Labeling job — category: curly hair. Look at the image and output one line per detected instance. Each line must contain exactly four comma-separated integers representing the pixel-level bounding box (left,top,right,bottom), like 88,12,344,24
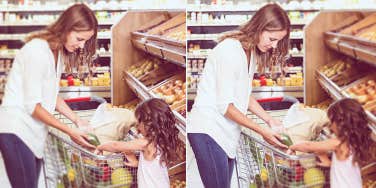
327,98,375,165
134,98,184,166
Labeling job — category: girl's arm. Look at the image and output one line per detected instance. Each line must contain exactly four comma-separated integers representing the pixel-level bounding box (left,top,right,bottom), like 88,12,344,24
97,138,149,153
55,96,90,129
248,95,282,127
225,104,287,148
289,138,340,153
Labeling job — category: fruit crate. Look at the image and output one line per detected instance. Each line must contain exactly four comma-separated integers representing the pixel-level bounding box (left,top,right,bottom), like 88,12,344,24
236,110,330,188
44,109,137,188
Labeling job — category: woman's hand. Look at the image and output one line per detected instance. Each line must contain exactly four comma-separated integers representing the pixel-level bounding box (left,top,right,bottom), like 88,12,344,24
68,128,95,149
75,118,93,133
267,118,285,133
260,127,288,149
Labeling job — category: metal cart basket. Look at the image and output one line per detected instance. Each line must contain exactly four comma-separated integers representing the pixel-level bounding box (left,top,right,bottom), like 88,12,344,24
43,100,138,188
236,99,330,188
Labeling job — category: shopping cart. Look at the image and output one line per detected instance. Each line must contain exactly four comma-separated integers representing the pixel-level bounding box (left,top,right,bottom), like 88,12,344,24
43,97,138,188
236,97,330,188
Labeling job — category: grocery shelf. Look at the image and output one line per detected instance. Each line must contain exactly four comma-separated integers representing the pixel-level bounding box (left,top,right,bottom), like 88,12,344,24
0,54,16,59
187,20,308,27
0,20,116,27
124,71,153,100
97,35,111,40
253,86,303,92
132,38,186,68
324,32,376,68
59,86,110,92
187,89,304,100
0,6,128,12
97,51,112,58
187,34,303,41
58,91,110,99
186,6,320,12
188,86,304,94
0,34,26,41
290,53,304,58
187,54,208,59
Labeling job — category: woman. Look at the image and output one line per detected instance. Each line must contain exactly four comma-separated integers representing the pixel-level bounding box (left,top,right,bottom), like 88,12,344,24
0,4,97,187
188,4,290,187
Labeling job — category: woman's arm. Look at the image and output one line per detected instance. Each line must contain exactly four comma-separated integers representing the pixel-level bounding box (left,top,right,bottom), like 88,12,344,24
32,103,95,149
248,95,282,127
289,138,340,153
97,138,149,153
55,96,90,128
225,104,287,148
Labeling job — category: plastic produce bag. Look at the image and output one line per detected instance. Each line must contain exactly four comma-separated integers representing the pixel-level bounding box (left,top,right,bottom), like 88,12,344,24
90,103,137,144
283,104,329,144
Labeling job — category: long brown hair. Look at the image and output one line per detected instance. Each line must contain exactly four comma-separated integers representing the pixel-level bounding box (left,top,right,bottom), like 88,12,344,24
327,98,375,165
134,98,184,166
219,3,290,73
25,3,98,73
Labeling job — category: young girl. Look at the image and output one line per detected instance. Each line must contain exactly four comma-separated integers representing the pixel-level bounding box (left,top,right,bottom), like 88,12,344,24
289,98,375,188
97,98,184,188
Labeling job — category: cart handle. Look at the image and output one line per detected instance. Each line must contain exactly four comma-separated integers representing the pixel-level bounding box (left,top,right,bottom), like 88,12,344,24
64,96,107,104
256,96,299,104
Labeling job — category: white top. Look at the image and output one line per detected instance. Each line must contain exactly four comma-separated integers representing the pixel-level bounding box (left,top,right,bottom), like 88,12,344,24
330,152,362,188
0,38,63,158
137,151,170,188
188,38,256,158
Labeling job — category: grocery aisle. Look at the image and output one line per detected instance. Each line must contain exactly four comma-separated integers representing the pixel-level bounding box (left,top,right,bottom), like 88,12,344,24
0,0,186,188
187,0,376,187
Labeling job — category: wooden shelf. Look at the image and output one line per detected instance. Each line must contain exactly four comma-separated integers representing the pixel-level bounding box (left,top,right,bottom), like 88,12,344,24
315,70,344,100
132,38,186,68
124,71,153,100
324,31,376,68
316,70,376,134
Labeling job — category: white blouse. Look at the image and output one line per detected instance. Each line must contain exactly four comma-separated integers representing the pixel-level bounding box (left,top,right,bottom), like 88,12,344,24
0,38,63,158
188,38,256,158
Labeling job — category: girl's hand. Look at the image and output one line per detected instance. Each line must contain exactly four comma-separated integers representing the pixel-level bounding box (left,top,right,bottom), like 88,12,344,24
317,153,331,167
68,128,95,149
261,127,288,149
124,153,138,167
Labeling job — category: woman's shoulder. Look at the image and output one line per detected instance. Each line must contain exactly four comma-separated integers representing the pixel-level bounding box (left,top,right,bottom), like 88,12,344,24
215,38,242,50
23,38,49,51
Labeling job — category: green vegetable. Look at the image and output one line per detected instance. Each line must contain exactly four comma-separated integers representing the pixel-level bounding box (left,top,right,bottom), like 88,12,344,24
87,133,101,146
280,133,293,147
